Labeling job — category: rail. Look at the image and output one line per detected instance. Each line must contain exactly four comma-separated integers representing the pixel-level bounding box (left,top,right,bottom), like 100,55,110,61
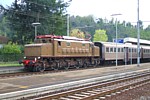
32,71,150,100
0,69,149,100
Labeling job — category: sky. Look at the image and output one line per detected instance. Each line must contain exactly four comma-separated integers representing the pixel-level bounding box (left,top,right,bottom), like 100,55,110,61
1,0,150,27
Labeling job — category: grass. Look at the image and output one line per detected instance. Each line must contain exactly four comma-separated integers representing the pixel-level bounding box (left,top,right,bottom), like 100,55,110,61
0,61,23,67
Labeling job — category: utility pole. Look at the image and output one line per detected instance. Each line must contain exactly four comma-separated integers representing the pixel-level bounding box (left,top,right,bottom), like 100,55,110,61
137,0,140,66
67,14,70,36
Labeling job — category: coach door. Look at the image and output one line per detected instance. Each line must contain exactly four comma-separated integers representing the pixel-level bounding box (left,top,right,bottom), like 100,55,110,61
124,47,129,64
140,48,143,59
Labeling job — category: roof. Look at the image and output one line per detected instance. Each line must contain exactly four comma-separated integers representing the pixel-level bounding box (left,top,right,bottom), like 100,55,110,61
124,37,150,45
0,36,9,44
36,35,90,41
95,41,125,47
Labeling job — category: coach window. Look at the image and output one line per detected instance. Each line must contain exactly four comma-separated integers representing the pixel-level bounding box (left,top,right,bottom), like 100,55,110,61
118,48,120,52
129,48,131,52
121,48,124,52
146,49,148,53
106,47,109,52
135,49,137,53
114,48,116,52
144,49,146,53
110,47,113,52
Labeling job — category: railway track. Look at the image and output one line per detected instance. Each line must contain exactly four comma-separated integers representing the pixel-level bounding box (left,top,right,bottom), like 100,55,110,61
0,63,148,78
0,66,103,78
27,72,150,100
0,62,121,78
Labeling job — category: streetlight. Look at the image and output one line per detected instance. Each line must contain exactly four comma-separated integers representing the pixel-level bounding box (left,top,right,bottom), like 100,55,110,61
111,13,122,67
32,22,41,40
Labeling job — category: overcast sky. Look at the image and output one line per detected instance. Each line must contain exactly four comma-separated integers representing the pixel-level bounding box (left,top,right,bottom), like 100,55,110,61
1,0,150,27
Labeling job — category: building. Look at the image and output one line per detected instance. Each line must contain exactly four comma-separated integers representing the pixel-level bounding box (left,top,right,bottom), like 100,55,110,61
0,36,9,48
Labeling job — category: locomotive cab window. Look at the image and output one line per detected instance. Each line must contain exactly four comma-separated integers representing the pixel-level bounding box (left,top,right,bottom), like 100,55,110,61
66,42,71,46
58,41,61,46
82,43,85,46
90,43,94,47
42,39,47,43
49,39,52,43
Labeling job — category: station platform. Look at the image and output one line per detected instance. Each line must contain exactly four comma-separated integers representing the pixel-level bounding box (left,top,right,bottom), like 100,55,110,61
0,63,150,94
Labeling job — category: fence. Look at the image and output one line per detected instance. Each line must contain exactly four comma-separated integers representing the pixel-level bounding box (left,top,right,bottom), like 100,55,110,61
0,53,24,62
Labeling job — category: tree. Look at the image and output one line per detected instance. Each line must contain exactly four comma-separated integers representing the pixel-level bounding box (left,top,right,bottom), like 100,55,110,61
70,15,96,40
70,29,85,39
0,16,10,36
2,0,71,44
93,29,108,42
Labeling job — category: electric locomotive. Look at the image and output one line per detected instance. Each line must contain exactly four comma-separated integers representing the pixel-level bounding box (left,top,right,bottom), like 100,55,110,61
20,35,100,72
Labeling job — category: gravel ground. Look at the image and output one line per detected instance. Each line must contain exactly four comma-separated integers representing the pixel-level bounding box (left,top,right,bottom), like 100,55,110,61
105,82,150,100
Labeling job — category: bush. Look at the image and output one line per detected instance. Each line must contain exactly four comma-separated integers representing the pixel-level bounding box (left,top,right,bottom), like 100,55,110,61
0,42,22,54
0,53,24,62
0,42,24,62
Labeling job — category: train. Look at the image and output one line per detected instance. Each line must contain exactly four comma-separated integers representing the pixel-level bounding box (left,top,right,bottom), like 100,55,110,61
20,35,150,72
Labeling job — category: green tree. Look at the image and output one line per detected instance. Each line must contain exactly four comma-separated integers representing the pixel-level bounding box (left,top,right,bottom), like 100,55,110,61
70,15,96,40
2,0,71,44
0,16,10,36
70,29,85,39
93,29,108,42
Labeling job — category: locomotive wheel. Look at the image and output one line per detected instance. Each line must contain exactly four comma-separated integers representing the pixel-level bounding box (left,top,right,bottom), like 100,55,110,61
35,63,45,72
23,65,28,71
83,62,87,68
53,62,59,71
64,62,69,70
74,65,79,69
35,65,45,72
77,61,82,68
94,60,98,67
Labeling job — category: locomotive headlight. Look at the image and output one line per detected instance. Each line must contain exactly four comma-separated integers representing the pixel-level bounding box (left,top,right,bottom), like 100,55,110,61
38,57,41,59
35,58,37,61
24,56,26,59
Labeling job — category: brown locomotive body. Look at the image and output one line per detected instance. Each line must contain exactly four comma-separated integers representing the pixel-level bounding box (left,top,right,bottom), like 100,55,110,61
22,35,100,72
